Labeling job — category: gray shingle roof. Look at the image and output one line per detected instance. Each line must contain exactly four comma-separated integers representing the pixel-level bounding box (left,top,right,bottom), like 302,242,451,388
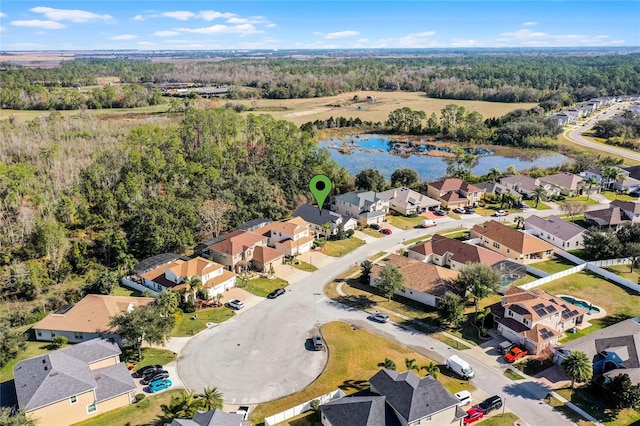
321,394,388,426
169,409,244,426
293,203,350,227
334,191,379,208
13,338,133,412
524,215,586,241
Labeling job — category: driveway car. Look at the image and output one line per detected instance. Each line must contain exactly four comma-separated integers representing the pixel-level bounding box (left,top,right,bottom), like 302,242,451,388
477,395,503,414
134,364,162,378
148,378,172,393
434,209,447,216
312,334,324,350
504,347,528,363
228,299,245,310
493,209,508,216
370,312,390,323
267,288,286,299
370,223,381,230
454,207,467,214
142,371,169,385
464,206,476,213
463,407,484,425
380,228,392,235
455,390,473,406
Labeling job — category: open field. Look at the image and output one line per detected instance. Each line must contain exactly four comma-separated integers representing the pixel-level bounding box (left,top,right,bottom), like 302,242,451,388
233,91,538,126
0,104,171,122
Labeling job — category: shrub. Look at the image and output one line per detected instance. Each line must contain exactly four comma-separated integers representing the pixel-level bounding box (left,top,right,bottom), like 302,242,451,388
346,229,355,237
50,335,68,349
135,393,146,403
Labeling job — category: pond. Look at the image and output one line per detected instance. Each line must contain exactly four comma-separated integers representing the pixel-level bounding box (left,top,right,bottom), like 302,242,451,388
318,134,570,181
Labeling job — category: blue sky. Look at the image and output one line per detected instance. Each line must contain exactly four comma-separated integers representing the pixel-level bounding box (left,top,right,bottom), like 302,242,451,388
1,1,639,50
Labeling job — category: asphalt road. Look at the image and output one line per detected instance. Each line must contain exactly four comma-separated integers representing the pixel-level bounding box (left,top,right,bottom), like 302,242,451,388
177,208,591,424
565,102,640,163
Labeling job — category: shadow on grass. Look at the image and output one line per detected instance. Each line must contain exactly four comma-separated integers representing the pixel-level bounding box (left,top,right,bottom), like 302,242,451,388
341,379,369,392
560,386,619,424
599,313,634,328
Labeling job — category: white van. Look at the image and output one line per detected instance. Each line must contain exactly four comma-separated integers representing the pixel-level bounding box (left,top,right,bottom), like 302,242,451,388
445,355,475,379
421,219,437,228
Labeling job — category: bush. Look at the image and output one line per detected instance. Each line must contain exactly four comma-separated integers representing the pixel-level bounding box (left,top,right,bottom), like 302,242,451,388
346,229,355,237
50,335,68,349
135,393,146,403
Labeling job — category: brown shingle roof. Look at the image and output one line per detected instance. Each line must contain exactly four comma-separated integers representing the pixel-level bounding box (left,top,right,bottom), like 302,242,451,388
471,220,555,255
502,287,586,322
371,254,458,297
33,295,155,334
585,207,629,227
207,229,265,256
201,269,235,289
420,234,505,265
440,192,466,202
253,246,285,263
428,178,480,193
524,324,560,343
168,257,222,278
539,172,584,191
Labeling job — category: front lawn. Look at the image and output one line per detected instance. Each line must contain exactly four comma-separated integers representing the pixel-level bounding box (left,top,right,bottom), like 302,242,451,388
478,413,521,425
127,347,176,368
359,227,384,238
71,389,183,426
601,190,639,202
531,257,577,274
249,321,473,424
171,307,235,337
565,196,599,205
245,277,289,298
386,215,425,229
546,394,595,426
556,387,640,426
290,259,318,272
513,357,555,377
0,340,55,383
523,199,552,210
503,368,525,381
322,237,365,257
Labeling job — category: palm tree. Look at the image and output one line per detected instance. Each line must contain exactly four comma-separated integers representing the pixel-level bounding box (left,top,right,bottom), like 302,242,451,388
488,167,502,183
161,390,203,421
561,351,593,389
421,362,440,379
532,186,547,208
196,386,224,411
601,166,624,191
583,176,598,201
405,358,419,372
378,357,397,371
514,215,525,230
476,306,492,329
183,276,203,302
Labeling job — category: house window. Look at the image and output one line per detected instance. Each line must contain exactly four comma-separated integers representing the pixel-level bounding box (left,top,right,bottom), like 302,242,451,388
87,403,97,414
37,331,42,337
507,249,510,253
70,396,77,404
523,319,529,325
545,250,552,255
74,332,83,340
508,310,513,317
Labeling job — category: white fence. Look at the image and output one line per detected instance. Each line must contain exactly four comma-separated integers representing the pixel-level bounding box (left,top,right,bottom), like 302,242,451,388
524,264,549,278
589,258,632,267
520,264,587,290
264,389,346,426
554,248,587,265
120,278,159,295
585,263,640,293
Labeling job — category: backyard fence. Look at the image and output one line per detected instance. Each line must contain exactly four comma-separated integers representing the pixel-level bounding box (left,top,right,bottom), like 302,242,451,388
554,248,587,265
263,389,346,426
588,258,632,267
120,278,158,295
520,264,587,290
585,263,640,293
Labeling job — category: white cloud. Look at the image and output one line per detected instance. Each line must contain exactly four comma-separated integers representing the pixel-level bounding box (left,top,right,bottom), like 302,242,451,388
162,11,196,20
0,12,6,18
395,31,438,47
110,34,138,40
154,30,180,37
450,38,481,47
176,23,261,36
325,30,360,39
137,41,156,46
199,10,235,21
497,29,625,46
133,15,144,21
266,23,276,28
522,21,538,26
11,20,65,29
30,7,112,23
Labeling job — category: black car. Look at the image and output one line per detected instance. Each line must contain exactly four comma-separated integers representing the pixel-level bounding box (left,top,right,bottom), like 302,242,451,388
370,223,381,230
267,288,286,299
434,209,447,216
142,371,169,385
464,206,476,213
477,395,503,414
135,364,163,378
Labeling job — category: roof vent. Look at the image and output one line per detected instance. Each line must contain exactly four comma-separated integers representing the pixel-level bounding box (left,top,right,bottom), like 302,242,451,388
49,371,58,377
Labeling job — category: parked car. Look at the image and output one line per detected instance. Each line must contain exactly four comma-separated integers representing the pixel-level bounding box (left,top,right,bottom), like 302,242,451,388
463,407,484,425
148,378,172,393
464,206,476,213
455,390,473,406
142,371,169,385
477,395,503,414
142,368,167,381
228,299,245,310
312,334,324,350
370,223,381,230
498,340,517,355
421,219,437,228
380,228,392,235
493,209,508,216
445,355,475,380
434,209,447,216
504,347,528,363
134,364,162,378
454,207,467,214
267,288,286,299
370,312,390,323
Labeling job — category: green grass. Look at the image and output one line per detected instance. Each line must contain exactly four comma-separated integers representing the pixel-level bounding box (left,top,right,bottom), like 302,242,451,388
0,340,55,383
127,347,177,368
513,357,555,377
359,227,384,238
531,257,577,274
290,259,318,272
71,389,183,426
403,234,433,246
546,394,596,426
523,199,552,210
511,273,538,286
386,215,425,229
111,283,143,297
601,190,639,202
368,251,389,261
431,333,472,350
503,368,525,381
249,322,473,424
171,307,235,337
477,413,521,425
556,387,640,426
323,238,366,257
244,277,289,298
447,316,487,346
604,264,640,285
559,323,604,343
274,410,319,426
565,196,599,205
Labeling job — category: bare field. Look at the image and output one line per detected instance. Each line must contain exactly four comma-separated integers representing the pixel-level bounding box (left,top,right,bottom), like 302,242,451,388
0,104,171,122
235,91,538,126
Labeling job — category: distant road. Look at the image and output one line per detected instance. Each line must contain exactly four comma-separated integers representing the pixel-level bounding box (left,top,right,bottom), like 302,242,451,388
564,103,640,163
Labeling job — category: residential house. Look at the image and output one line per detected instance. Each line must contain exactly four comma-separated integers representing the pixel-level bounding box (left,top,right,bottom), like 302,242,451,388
331,191,389,225
610,200,640,223
139,256,236,299
524,215,587,250
292,204,358,237
370,254,458,308
407,234,506,272
262,217,314,256
320,369,465,426
252,246,285,273
203,229,268,272
194,218,272,255
538,172,584,197
131,253,182,292
377,187,440,216
491,287,586,354
426,178,484,208
32,294,155,345
582,166,640,192
566,108,586,119
555,316,640,385
499,175,540,199
13,338,136,426
473,181,523,202
169,409,244,426
551,112,577,126
584,205,634,230
470,220,555,262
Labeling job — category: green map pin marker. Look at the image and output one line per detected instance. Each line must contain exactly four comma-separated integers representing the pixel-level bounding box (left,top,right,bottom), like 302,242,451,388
309,174,332,212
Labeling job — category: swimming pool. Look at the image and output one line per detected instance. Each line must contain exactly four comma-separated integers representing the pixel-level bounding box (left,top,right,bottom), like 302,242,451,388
560,296,601,313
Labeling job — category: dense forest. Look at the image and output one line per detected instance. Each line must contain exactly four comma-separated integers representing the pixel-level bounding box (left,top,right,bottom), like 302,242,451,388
2,54,640,110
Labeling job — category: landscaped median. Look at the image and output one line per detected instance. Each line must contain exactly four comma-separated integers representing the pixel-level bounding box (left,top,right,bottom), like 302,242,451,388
249,321,473,424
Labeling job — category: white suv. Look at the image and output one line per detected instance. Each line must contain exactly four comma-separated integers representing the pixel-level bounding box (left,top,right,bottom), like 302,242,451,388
228,299,245,310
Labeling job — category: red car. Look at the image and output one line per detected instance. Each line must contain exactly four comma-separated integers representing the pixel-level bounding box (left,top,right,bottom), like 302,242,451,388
380,228,392,235
463,407,484,425
504,347,528,363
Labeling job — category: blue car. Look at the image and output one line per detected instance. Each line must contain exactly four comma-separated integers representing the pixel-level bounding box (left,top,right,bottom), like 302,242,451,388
148,378,172,393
